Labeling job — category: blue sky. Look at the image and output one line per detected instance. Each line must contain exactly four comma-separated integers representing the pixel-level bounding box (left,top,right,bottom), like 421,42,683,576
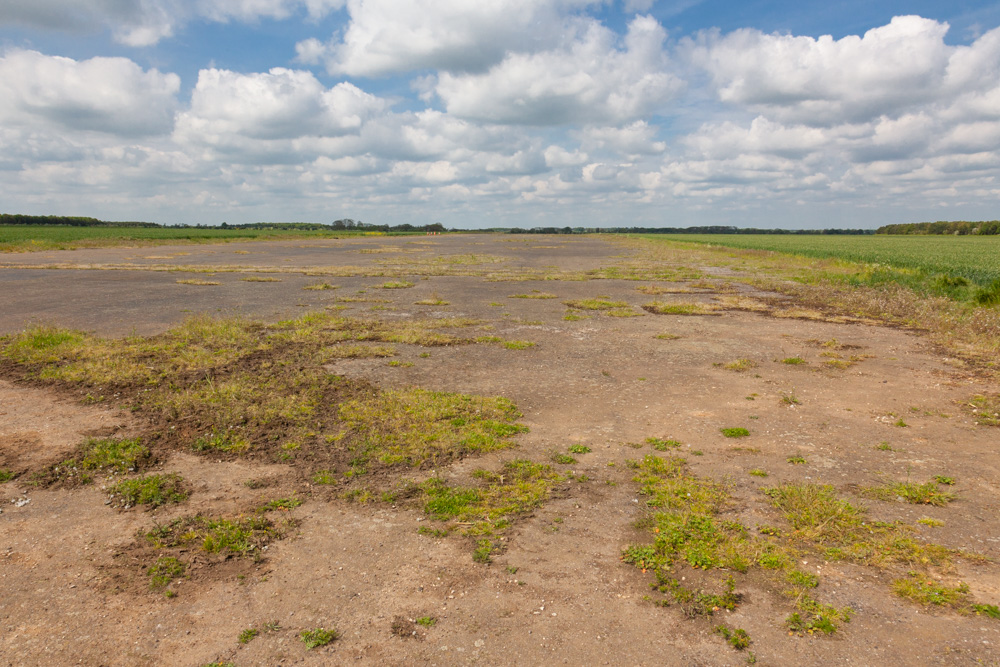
2,1,999,229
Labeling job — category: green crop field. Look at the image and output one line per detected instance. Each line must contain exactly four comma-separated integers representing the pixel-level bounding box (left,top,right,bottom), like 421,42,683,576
645,234,1000,288
0,225,374,252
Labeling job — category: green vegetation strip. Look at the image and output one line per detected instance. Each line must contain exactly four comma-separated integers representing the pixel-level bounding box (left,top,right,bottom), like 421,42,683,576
645,234,1000,302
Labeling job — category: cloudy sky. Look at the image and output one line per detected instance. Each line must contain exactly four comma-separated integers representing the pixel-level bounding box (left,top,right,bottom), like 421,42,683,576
2,1,999,229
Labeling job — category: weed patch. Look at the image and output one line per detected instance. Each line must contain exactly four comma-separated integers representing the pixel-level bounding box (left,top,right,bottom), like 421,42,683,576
146,513,290,561
862,480,956,506
967,394,1000,426
720,358,757,372
300,628,338,649
720,428,750,438
890,573,993,614
337,388,527,467
419,460,562,562
108,474,188,509
147,556,185,591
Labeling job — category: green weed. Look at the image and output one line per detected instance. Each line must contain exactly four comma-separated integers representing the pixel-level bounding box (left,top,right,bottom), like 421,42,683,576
714,625,751,650
192,429,251,454
147,556,185,590
420,460,562,562
721,428,750,438
300,628,338,649
109,474,188,509
238,628,259,644
146,514,287,560
721,359,757,372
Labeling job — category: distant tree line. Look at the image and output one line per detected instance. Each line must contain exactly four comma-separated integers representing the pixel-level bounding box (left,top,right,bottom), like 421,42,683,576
0,214,159,227
1,214,446,234
500,225,875,235
876,220,1000,235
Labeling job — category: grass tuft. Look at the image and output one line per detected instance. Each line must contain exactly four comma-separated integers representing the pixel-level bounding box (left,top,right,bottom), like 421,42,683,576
861,480,956,506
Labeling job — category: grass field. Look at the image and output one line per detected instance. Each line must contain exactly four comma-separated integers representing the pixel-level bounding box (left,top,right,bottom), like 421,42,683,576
0,225,379,252
642,234,1000,303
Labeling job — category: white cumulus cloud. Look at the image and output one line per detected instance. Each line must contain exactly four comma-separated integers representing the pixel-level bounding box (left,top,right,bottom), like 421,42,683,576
434,15,681,126
0,49,180,136
0,0,346,46
687,15,955,126
175,67,386,155
302,0,600,76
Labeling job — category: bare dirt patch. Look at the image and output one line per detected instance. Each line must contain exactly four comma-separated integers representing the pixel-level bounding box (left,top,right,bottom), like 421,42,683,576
1,234,999,666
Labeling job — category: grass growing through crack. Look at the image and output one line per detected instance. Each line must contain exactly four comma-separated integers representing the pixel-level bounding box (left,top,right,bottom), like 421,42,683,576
861,480,956,506
510,292,557,299
475,335,535,350
108,474,188,509
414,295,449,305
642,302,716,315
720,358,757,372
563,298,628,310
419,460,563,562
